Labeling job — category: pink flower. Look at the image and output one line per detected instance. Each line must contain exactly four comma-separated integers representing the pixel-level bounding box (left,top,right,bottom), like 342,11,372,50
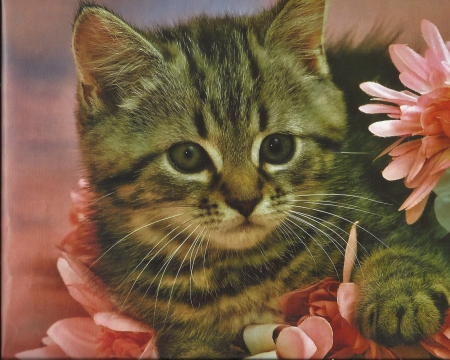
334,236,450,359
360,20,450,224
16,230,158,359
243,317,333,359
277,223,397,359
16,180,158,359
276,317,333,359
276,222,450,358
59,179,100,267
421,310,450,359
244,225,359,359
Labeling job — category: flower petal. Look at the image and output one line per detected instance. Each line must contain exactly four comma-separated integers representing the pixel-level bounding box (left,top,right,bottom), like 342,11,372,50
405,194,429,225
276,326,317,359
388,139,421,157
421,330,450,359
369,120,423,137
422,136,450,158
406,146,427,182
389,44,431,80
94,312,155,333
382,149,418,181
337,283,361,327
399,71,433,93
422,19,450,64
374,137,406,160
360,82,418,104
47,317,101,358
405,153,447,188
430,69,448,89
359,104,401,115
418,86,450,105
400,175,439,211
57,257,116,315
442,60,450,76
343,222,358,283
298,316,334,359
279,279,337,318
140,337,159,359
399,105,423,122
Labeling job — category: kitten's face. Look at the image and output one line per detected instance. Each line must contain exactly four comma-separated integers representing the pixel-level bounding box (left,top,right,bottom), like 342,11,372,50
73,0,346,251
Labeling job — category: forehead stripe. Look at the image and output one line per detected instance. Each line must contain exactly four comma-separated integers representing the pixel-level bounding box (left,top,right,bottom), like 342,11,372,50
258,104,268,132
194,110,208,138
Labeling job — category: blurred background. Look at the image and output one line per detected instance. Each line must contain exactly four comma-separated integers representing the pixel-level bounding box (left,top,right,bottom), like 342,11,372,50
2,0,450,357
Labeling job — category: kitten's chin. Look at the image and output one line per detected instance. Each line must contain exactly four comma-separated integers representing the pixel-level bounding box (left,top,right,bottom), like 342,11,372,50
207,218,276,250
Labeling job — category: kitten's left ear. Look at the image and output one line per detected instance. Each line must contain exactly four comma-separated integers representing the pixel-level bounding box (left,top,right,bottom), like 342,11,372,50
266,0,329,74
72,5,163,110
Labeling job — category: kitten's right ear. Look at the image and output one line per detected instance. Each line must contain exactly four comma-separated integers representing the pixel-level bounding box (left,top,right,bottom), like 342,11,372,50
72,5,162,110
265,0,329,75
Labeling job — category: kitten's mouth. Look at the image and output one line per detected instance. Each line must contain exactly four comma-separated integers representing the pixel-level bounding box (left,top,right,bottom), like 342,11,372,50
233,219,261,231
205,217,276,250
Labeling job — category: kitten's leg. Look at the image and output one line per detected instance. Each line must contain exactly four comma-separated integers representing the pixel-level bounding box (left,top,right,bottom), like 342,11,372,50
355,245,450,346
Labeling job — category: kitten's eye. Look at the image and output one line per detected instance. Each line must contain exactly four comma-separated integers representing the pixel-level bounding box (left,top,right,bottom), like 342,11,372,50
168,142,209,173
260,133,295,164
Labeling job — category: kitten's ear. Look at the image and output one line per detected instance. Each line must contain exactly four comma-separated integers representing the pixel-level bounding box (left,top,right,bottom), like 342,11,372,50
266,0,329,74
72,6,162,110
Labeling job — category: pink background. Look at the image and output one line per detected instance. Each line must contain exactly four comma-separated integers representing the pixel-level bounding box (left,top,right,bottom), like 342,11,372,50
2,0,450,357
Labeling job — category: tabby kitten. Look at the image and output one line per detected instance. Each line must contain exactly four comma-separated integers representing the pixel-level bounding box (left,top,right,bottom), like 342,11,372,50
72,0,450,358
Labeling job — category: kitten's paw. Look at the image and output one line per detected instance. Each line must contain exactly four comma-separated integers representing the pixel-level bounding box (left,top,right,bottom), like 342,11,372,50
355,248,450,346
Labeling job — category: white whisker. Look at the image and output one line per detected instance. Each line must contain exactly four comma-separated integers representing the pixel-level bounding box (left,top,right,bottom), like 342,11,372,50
292,193,392,206
288,210,363,272
202,232,212,292
92,190,116,203
278,218,318,272
118,225,182,311
284,215,340,280
189,228,207,306
289,204,391,250
148,223,195,326
289,199,385,218
163,224,201,324
88,213,183,270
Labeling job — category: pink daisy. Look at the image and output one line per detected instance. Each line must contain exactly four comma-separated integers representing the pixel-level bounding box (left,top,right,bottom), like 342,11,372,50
360,20,450,224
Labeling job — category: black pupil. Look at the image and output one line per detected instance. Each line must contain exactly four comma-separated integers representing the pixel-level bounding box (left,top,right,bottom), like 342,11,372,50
269,137,282,154
184,147,194,159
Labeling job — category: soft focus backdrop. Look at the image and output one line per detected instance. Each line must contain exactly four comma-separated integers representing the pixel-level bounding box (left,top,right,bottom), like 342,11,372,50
2,0,450,357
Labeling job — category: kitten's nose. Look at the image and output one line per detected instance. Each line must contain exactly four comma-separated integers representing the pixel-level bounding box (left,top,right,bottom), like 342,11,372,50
226,197,261,218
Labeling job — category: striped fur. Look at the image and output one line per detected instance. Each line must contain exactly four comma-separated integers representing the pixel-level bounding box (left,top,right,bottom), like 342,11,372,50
72,0,450,358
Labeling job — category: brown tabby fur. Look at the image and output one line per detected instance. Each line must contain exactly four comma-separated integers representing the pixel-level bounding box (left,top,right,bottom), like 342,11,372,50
72,0,450,357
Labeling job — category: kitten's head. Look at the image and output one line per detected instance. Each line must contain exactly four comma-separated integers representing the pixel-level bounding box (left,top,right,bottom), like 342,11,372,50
72,0,346,251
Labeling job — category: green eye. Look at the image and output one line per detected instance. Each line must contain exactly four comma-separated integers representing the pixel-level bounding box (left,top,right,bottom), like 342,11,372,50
168,142,209,173
260,133,295,164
